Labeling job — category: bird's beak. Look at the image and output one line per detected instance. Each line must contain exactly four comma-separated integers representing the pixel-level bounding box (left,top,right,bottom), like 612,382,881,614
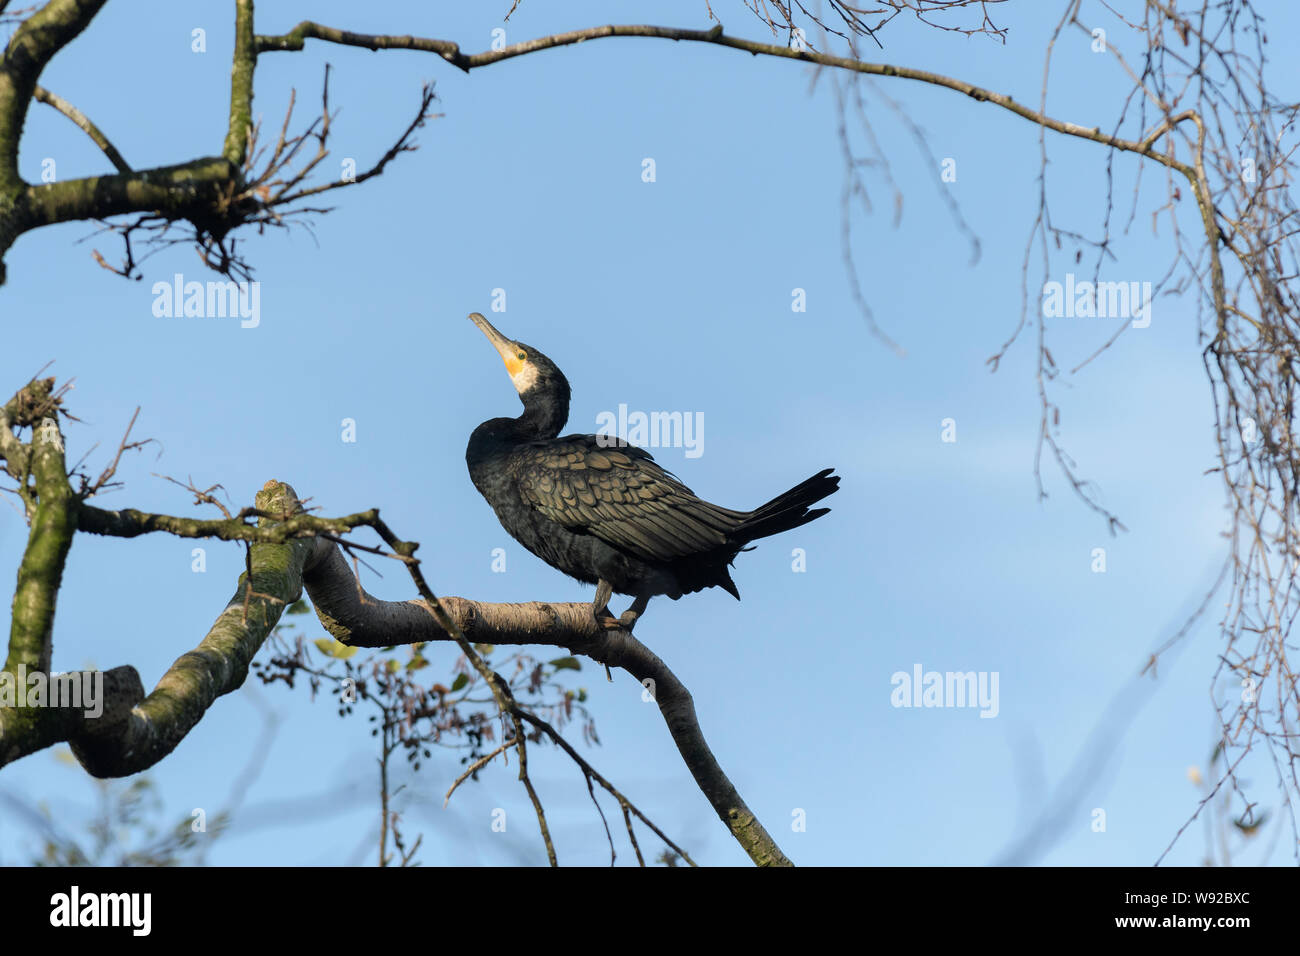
469,312,525,376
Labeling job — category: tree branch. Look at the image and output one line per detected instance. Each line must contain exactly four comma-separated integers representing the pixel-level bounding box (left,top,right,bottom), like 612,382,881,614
0,0,109,192
0,481,314,775
33,83,131,172
223,0,256,166
302,537,794,866
15,467,794,864
252,19,1193,179
78,500,372,543
3,13,1211,293
0,155,242,284
512,708,697,866
3,377,74,675
254,20,463,63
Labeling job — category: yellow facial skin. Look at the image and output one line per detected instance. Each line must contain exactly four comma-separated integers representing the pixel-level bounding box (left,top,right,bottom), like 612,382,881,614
470,312,536,393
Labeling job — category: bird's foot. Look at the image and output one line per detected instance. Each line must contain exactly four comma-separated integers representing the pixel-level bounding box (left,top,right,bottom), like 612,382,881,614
593,609,638,632
591,584,647,632
592,580,618,629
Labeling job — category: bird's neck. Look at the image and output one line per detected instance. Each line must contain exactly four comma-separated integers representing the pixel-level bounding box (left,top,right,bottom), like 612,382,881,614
472,394,569,452
517,389,568,439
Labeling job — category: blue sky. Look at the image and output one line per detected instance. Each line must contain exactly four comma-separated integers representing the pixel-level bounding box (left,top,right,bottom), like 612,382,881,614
0,0,1293,865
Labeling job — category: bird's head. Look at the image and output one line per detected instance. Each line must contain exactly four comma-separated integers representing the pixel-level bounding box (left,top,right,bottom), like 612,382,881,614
469,311,570,407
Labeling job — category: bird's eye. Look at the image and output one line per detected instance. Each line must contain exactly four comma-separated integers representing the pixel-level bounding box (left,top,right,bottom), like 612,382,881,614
517,351,526,361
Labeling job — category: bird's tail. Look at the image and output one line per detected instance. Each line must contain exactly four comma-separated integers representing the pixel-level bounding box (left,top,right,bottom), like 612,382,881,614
734,467,839,544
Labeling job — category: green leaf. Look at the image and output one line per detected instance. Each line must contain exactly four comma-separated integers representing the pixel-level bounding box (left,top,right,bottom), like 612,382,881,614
286,599,311,615
1233,812,1267,835
386,660,400,674
548,656,581,672
314,637,358,659
474,643,495,656
406,656,429,671
450,672,470,692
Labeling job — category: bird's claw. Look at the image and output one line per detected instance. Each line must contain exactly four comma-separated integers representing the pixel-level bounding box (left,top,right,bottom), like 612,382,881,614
595,611,638,632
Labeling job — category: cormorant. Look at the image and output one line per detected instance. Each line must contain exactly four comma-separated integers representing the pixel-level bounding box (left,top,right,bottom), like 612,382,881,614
465,312,839,630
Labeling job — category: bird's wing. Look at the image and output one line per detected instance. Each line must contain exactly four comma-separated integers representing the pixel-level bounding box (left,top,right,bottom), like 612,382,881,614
510,436,743,562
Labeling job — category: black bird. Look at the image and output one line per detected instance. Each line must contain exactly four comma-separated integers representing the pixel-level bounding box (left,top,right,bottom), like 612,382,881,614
465,312,839,630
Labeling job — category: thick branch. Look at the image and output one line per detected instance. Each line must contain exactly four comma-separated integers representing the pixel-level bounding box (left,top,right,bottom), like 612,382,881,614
0,155,241,283
223,0,256,165
303,539,794,866
0,375,51,482
16,463,793,862
0,481,313,774
4,378,74,674
0,0,108,191
18,156,239,230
